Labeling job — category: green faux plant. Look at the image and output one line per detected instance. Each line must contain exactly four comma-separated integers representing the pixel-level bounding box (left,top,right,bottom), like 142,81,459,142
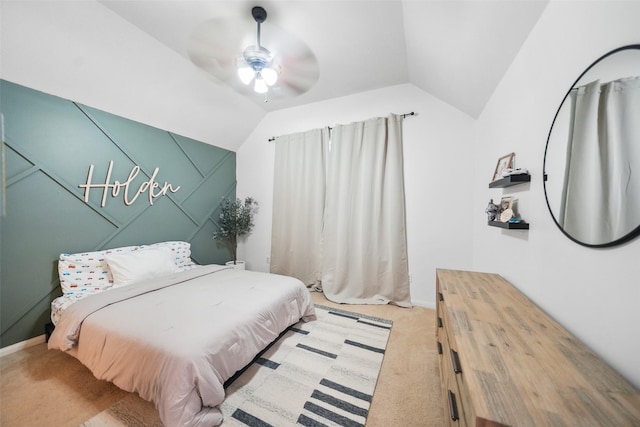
213,197,259,264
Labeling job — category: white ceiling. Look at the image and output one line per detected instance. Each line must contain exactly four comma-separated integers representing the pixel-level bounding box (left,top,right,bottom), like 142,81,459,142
97,0,548,120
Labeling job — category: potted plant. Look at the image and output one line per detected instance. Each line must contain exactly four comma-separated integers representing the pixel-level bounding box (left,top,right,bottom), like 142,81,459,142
213,196,259,269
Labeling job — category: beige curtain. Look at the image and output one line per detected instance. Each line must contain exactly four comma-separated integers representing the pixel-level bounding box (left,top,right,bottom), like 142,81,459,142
270,128,328,287
561,76,640,244
321,115,411,307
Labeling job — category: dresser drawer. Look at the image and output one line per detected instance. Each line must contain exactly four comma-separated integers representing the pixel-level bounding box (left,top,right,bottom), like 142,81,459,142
437,291,467,426
438,332,466,426
448,349,474,426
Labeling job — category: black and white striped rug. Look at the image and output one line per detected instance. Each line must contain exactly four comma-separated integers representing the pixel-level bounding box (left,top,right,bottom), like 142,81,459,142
221,304,393,427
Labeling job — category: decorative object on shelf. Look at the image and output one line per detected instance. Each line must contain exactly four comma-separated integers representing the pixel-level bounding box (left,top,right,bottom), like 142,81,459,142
485,199,499,221
213,196,259,266
491,152,515,182
500,209,514,223
501,167,528,177
499,196,516,222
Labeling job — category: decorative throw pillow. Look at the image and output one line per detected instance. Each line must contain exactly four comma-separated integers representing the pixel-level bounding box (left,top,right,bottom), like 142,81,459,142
105,246,179,287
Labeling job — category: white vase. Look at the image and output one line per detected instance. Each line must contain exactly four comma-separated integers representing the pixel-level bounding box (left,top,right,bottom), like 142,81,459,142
225,261,246,270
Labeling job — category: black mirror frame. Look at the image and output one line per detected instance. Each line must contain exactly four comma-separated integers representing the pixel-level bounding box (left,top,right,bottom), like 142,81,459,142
543,44,640,248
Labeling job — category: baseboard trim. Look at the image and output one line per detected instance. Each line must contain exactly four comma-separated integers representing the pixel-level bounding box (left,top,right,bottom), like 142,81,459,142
411,299,436,310
0,334,46,358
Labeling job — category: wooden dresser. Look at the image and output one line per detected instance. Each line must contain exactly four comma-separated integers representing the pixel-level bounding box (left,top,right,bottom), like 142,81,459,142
435,268,640,426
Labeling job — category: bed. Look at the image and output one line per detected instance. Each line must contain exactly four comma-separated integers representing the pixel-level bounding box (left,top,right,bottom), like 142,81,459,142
47,241,315,427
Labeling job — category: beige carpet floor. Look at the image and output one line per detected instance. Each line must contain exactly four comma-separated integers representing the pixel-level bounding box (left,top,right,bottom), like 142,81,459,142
0,292,444,426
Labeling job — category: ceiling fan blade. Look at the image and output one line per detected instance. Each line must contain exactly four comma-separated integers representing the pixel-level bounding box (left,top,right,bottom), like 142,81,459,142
278,56,320,96
188,18,254,83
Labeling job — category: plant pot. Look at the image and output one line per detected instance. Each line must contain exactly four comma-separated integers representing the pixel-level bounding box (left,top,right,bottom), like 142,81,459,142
225,261,246,270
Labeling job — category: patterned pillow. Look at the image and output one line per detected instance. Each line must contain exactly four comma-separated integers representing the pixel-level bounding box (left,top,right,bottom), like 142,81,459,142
58,241,197,296
58,245,138,295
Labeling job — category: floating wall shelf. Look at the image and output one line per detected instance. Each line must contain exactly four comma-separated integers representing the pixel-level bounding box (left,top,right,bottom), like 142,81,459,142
488,221,529,230
489,174,531,188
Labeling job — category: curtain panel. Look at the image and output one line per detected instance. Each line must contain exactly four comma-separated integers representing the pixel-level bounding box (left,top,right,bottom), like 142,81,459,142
270,128,328,287
321,114,411,307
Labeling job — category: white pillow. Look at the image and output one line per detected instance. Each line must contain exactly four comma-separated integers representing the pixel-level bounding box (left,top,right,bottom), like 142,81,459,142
105,246,178,287
145,241,197,271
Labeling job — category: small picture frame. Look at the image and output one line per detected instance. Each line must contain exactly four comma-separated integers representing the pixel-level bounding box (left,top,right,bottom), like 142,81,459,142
499,196,518,222
499,196,514,212
491,152,515,182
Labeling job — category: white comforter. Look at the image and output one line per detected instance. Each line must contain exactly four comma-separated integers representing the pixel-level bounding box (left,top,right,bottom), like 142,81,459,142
48,265,315,427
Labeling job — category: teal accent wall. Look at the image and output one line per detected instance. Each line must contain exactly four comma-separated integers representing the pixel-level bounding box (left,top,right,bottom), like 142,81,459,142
0,80,236,348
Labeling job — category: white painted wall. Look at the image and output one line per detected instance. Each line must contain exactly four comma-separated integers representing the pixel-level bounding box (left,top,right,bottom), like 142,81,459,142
236,84,475,306
472,1,640,388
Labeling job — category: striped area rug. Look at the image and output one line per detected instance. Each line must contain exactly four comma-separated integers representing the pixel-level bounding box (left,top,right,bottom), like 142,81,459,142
220,304,393,427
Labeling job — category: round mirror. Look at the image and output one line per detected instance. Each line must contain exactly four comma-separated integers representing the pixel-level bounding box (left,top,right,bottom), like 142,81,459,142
544,44,640,247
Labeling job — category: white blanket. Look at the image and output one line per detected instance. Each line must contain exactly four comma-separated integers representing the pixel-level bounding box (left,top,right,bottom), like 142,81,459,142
48,265,315,426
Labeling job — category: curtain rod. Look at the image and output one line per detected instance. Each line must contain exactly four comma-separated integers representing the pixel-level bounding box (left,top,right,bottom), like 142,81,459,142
267,111,416,142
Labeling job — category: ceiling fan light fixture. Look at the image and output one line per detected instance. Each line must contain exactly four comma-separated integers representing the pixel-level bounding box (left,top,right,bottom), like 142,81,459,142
237,64,255,85
261,66,278,86
254,74,268,93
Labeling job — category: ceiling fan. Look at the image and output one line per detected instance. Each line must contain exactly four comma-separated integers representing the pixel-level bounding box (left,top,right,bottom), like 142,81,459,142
188,5,319,101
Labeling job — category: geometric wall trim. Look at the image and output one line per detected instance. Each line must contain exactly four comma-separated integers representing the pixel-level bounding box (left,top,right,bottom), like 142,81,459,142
0,80,236,348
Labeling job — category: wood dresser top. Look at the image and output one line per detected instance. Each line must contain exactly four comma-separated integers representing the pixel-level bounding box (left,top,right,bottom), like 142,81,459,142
436,268,640,427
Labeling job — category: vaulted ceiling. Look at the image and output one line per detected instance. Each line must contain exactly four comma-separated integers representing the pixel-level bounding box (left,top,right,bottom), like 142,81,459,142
98,0,549,120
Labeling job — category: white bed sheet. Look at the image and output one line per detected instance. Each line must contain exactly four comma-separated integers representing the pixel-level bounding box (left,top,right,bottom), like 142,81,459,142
48,264,315,427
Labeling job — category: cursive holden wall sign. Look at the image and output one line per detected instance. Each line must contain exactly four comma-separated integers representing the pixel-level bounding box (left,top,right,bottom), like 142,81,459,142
79,161,180,207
